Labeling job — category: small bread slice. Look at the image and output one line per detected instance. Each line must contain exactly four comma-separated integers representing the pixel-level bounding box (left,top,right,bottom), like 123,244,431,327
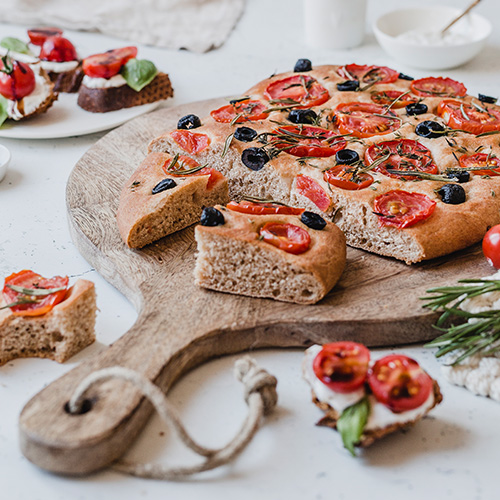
117,152,229,249
194,206,346,304
77,72,173,113
0,279,96,366
48,64,84,93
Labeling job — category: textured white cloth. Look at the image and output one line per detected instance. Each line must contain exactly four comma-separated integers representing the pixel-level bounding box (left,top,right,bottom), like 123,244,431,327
0,0,245,52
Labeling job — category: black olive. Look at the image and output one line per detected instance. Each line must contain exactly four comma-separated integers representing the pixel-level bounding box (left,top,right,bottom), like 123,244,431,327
406,103,428,116
152,178,177,194
177,114,201,130
301,211,326,230
200,207,225,226
446,169,470,183
288,109,317,125
398,73,414,81
438,184,466,205
478,93,498,104
294,58,312,72
335,149,359,165
234,126,258,142
337,80,359,92
241,147,270,171
415,120,445,139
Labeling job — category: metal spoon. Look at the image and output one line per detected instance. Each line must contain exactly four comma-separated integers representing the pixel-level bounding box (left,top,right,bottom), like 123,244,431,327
441,0,481,35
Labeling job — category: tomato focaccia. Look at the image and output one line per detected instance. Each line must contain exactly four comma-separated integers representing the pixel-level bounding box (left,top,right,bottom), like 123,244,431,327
149,61,500,264
117,152,229,248
194,202,346,304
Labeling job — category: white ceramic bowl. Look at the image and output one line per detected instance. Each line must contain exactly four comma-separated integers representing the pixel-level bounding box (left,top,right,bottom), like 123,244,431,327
0,144,10,182
373,7,491,70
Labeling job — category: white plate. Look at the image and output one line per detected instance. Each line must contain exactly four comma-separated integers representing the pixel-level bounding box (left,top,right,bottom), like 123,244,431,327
0,93,160,140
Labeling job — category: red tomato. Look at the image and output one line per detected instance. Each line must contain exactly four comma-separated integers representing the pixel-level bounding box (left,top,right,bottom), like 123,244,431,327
335,102,400,138
0,57,36,100
368,354,433,413
170,130,211,155
226,200,304,215
458,153,500,176
259,222,311,255
39,36,78,62
28,27,63,46
324,165,373,190
270,125,346,158
295,174,331,211
210,99,267,123
264,75,329,109
437,99,500,135
411,77,467,98
337,64,399,85
82,46,138,78
483,225,500,268
162,155,222,189
365,139,437,179
373,190,436,229
313,341,370,393
370,90,418,108
2,270,69,317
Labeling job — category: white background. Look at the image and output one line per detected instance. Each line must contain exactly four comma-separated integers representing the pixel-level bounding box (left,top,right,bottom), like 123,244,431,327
1,0,499,499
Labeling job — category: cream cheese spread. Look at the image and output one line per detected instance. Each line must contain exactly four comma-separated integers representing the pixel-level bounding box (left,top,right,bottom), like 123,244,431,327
82,74,127,89
0,45,38,64
397,29,475,46
40,59,79,73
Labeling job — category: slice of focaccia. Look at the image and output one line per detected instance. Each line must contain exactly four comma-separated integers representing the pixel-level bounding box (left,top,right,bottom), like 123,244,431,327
117,152,229,249
194,203,346,304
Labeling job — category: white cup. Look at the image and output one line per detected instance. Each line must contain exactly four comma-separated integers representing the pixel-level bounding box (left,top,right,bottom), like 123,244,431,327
0,144,11,183
304,0,367,50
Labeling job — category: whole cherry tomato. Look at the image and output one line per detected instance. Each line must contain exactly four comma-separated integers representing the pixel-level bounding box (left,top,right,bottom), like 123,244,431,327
0,56,36,100
483,225,500,268
39,36,78,62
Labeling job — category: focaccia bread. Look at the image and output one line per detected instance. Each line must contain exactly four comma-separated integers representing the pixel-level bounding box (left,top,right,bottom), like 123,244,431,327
194,204,346,304
117,152,229,249
148,61,500,264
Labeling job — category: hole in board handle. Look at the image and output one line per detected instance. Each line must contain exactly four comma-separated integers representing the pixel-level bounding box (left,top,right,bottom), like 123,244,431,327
64,398,94,415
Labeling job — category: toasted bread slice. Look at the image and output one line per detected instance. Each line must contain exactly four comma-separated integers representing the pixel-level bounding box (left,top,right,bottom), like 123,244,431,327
48,64,84,93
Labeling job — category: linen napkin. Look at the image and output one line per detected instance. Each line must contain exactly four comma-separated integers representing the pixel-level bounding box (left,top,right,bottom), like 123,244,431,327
0,0,245,52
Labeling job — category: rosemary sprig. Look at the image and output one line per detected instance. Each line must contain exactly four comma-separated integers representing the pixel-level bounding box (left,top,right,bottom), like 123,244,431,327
221,133,234,158
0,297,40,310
6,284,66,296
241,195,290,206
385,169,454,182
422,278,500,364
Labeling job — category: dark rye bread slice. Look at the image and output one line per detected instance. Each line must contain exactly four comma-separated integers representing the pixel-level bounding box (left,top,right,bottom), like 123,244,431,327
48,64,84,93
77,72,173,113
312,380,443,447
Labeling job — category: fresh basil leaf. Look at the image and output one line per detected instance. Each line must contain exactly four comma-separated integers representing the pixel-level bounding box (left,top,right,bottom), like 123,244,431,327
0,37,32,55
120,58,158,92
0,95,9,128
337,396,370,456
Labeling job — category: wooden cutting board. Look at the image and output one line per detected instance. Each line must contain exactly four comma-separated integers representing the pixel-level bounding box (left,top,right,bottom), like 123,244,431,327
18,98,490,475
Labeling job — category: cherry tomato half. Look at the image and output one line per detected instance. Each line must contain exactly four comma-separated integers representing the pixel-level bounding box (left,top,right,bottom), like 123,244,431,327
458,153,500,176
295,174,331,211
264,75,330,109
82,46,138,79
368,354,433,413
28,27,63,46
259,222,311,255
437,99,500,135
411,77,467,98
0,57,36,100
335,102,400,138
226,200,304,215
483,225,500,268
210,99,267,123
170,130,211,155
39,36,78,62
270,125,346,158
2,270,69,317
324,165,374,190
313,341,371,393
371,90,418,108
373,190,436,229
162,155,222,189
337,64,399,85
365,139,437,179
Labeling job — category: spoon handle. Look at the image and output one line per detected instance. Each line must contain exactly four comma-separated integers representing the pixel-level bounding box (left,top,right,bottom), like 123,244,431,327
441,0,481,35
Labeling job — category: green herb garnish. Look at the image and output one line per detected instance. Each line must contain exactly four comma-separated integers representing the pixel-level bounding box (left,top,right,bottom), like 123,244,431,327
121,59,158,92
337,397,370,456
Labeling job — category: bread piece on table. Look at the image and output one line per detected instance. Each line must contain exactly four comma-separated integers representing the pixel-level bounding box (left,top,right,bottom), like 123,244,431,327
0,279,96,366
117,152,229,249
77,72,173,113
194,206,346,304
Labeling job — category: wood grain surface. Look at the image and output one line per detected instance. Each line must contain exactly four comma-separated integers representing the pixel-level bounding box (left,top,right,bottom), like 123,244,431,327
19,98,490,475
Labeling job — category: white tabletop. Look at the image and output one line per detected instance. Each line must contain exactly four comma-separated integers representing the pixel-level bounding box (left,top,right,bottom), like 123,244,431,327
1,1,499,499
